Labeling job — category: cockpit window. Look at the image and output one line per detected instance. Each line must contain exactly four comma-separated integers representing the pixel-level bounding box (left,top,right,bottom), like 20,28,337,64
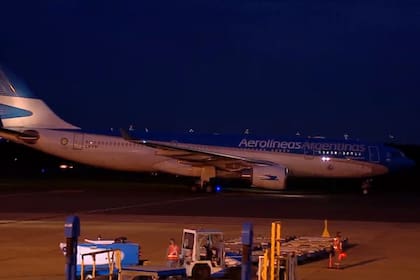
388,150,406,159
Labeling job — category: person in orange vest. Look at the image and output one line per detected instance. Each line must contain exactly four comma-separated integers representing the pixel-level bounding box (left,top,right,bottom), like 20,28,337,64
329,231,347,269
166,238,180,267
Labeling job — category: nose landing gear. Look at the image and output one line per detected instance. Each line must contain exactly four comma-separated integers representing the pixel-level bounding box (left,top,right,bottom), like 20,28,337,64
361,178,373,195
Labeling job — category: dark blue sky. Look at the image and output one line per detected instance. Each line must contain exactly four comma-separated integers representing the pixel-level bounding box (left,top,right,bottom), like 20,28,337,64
1,1,419,144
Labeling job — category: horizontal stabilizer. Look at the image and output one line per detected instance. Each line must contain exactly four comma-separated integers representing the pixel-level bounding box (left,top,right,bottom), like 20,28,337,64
0,127,39,144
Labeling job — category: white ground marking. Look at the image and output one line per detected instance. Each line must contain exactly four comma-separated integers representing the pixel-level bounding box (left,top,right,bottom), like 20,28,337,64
83,195,210,214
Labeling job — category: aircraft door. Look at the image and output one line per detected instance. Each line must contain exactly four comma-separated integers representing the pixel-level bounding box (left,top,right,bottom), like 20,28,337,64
368,146,380,162
73,133,84,150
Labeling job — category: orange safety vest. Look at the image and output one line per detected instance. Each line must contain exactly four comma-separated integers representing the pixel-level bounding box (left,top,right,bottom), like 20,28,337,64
167,244,180,261
333,237,342,252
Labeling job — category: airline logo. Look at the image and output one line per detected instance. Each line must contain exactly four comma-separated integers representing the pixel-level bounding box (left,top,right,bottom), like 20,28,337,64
0,103,32,119
238,138,366,152
261,174,279,181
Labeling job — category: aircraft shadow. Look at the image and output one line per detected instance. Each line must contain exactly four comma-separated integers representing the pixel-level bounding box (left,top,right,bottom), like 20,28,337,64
342,257,386,269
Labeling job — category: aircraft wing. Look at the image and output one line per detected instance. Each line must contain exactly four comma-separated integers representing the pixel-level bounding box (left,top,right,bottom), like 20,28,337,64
120,130,276,171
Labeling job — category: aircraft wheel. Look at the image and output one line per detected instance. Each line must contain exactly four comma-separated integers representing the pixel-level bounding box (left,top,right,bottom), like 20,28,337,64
225,266,241,280
192,264,211,280
191,184,199,193
205,183,214,193
91,276,112,280
361,178,372,195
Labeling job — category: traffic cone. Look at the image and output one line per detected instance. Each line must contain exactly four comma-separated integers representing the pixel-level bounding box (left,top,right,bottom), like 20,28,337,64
322,219,330,238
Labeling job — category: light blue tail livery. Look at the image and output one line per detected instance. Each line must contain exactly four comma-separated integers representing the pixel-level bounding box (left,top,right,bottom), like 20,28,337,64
0,66,79,129
0,66,35,98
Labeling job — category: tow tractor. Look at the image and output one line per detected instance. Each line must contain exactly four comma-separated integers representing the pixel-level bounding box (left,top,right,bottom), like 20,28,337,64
180,228,241,279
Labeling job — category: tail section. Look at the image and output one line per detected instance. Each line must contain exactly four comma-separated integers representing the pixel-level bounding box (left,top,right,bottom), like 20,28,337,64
0,66,79,129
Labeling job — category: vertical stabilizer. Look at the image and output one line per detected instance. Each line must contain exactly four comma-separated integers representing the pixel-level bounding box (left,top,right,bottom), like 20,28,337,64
0,67,79,129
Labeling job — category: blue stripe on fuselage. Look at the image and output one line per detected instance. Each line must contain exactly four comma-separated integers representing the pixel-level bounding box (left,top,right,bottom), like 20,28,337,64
130,131,370,160
48,128,413,171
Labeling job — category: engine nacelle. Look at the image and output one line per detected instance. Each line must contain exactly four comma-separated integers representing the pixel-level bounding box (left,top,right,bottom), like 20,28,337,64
243,165,288,190
153,159,202,177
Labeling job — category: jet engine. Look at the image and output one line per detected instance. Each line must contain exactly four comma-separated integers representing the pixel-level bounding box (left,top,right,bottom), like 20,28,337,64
153,159,201,177
242,165,288,190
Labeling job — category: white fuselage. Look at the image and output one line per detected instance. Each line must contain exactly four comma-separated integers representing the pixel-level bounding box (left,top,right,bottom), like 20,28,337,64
6,128,388,178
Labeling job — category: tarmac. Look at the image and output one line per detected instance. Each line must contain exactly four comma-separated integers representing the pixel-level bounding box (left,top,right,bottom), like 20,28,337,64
1,179,420,280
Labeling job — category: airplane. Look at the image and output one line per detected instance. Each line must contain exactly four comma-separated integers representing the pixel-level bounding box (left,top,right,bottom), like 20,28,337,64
0,66,415,194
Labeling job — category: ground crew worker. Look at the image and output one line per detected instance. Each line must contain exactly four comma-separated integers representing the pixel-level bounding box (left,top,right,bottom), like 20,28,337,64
329,232,346,269
204,238,214,261
166,238,180,267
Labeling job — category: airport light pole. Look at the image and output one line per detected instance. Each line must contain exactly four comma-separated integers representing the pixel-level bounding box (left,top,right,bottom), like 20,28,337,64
64,215,80,280
241,222,253,280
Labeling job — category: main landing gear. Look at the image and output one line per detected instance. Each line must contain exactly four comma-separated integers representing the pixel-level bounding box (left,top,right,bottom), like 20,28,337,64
191,179,220,193
190,166,220,193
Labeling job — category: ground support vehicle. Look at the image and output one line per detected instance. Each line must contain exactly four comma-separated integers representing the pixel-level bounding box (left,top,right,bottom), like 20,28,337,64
225,235,349,265
60,238,140,279
180,228,241,280
119,265,186,280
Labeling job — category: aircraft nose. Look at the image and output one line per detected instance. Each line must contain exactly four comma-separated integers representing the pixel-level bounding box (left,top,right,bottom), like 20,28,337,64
391,157,416,172
407,158,416,169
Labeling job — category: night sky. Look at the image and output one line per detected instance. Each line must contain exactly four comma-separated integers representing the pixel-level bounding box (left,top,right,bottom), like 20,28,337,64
0,1,419,144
